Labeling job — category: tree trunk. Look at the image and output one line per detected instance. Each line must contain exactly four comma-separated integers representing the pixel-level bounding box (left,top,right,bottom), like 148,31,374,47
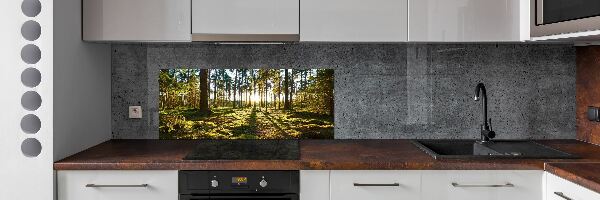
264,83,268,113
277,75,281,110
199,69,210,114
238,71,243,108
252,71,257,108
232,70,237,108
212,70,217,108
325,70,334,116
284,69,290,110
289,69,296,109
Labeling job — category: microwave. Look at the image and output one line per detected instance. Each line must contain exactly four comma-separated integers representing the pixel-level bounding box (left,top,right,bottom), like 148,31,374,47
532,0,600,37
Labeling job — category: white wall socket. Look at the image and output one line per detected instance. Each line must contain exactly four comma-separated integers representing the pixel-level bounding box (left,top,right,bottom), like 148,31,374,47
129,106,142,119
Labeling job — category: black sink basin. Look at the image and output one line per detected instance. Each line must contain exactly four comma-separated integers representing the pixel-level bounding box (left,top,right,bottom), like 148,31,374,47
412,140,578,160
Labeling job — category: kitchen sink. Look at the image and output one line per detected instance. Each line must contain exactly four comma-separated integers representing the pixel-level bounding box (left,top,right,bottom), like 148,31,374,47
412,140,578,160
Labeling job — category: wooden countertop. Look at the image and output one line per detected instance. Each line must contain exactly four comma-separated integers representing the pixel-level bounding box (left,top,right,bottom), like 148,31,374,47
545,162,600,194
54,139,600,171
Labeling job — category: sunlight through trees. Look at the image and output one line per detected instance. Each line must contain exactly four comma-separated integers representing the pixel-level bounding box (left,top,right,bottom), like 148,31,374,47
159,69,334,139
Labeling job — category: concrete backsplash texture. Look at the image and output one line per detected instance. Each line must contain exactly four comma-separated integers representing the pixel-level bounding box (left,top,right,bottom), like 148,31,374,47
112,44,576,139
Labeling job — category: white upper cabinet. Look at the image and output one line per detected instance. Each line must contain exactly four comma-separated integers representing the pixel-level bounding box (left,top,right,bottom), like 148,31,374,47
409,0,530,42
80,0,533,42
82,0,191,42
191,0,300,41
300,0,408,42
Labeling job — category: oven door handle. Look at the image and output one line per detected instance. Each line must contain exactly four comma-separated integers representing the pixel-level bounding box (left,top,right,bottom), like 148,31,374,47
180,194,298,200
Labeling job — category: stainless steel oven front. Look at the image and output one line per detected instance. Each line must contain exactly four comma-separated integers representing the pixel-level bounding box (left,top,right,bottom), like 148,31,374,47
532,0,600,37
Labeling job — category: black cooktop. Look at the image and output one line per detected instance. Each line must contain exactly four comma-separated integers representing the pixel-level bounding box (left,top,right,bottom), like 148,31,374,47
183,140,300,160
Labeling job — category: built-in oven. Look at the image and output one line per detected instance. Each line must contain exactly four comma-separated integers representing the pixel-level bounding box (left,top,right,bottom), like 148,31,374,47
179,171,299,200
532,0,600,37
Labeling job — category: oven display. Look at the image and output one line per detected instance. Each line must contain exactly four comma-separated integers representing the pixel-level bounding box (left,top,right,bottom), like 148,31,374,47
232,177,248,186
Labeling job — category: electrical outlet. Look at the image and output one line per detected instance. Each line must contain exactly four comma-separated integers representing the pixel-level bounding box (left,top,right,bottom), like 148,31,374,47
129,106,142,119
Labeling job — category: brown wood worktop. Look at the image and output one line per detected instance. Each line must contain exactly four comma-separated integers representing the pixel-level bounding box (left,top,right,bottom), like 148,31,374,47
545,162,600,194
54,139,600,171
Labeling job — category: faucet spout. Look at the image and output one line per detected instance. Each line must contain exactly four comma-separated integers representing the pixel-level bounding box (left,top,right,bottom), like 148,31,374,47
474,83,495,142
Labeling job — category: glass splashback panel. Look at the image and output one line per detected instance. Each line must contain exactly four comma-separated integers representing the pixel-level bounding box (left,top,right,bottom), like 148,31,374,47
159,69,334,139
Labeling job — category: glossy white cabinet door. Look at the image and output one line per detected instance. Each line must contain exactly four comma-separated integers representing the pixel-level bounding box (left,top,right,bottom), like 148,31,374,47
545,172,600,200
192,0,299,35
300,170,330,200
421,170,543,200
301,0,408,42
83,0,191,42
330,170,420,200
409,0,529,42
57,170,178,200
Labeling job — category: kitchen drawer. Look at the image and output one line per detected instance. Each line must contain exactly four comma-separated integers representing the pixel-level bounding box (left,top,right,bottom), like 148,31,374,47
330,170,420,200
545,172,600,200
421,170,543,200
57,170,178,200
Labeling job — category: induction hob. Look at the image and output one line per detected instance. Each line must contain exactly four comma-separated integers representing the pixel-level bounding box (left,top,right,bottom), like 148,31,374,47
183,140,300,160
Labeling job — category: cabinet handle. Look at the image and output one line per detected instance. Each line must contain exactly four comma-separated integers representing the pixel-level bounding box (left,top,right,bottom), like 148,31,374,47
451,182,514,188
353,183,400,187
85,184,149,188
554,192,573,200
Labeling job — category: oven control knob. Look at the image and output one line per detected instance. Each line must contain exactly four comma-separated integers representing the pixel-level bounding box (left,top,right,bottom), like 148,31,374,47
211,180,219,188
259,179,268,188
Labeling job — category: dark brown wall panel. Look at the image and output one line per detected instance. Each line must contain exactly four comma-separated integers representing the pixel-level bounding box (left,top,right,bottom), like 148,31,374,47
577,46,600,144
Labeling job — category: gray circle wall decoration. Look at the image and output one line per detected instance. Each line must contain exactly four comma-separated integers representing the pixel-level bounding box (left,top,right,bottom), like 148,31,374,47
20,114,41,134
21,44,41,64
21,68,41,87
21,138,42,157
21,0,43,159
21,20,41,41
21,0,41,17
21,91,42,111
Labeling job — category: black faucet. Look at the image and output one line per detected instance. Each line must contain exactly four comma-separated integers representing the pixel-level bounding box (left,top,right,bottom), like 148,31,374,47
474,83,495,142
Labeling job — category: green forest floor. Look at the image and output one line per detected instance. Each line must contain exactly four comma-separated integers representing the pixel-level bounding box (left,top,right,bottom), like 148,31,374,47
159,107,334,139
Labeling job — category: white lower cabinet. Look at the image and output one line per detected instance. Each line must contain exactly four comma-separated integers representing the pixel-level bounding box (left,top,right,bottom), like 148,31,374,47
301,170,330,200
55,170,600,200
57,170,178,200
326,170,543,200
330,170,421,200
421,170,543,200
545,172,600,200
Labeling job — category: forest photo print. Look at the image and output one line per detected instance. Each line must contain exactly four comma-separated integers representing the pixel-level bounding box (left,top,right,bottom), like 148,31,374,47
159,69,334,140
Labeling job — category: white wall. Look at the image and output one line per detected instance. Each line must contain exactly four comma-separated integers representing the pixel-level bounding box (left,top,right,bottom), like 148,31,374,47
0,0,54,199
0,0,110,198
53,0,112,161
